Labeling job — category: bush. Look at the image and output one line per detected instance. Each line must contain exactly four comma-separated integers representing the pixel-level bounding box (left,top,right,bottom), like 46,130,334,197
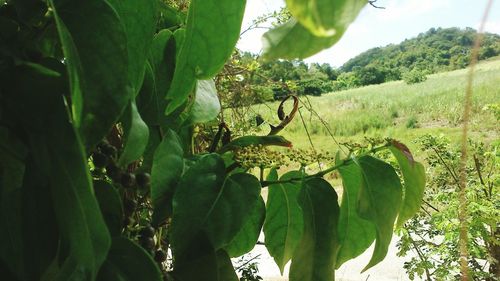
405,115,419,128
251,85,275,103
403,69,427,84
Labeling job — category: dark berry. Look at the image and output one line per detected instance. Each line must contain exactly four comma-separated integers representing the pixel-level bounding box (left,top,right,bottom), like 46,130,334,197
139,225,155,238
140,236,155,250
123,216,131,228
92,151,108,168
123,198,137,215
120,173,136,188
135,172,151,188
154,249,167,263
101,143,117,159
106,163,121,181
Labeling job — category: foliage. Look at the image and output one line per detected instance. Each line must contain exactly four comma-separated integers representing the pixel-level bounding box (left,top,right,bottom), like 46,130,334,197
229,27,499,101
397,135,499,280
0,1,427,281
403,68,428,85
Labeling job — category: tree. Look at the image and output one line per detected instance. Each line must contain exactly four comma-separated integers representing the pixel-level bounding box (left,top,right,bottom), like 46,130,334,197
0,1,425,281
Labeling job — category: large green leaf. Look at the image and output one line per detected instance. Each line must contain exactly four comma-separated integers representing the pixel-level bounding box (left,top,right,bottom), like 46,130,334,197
172,232,218,281
289,178,340,281
184,79,221,125
389,143,426,228
285,0,366,37
170,154,226,254
225,197,266,257
171,154,261,255
49,0,129,148
4,63,111,280
97,237,162,281
336,161,376,268
118,101,150,167
93,181,123,237
0,153,60,281
262,19,345,60
203,173,261,249
216,250,239,281
173,235,238,281
151,129,184,226
357,156,403,271
106,0,156,95
137,30,176,126
165,0,246,114
263,170,304,274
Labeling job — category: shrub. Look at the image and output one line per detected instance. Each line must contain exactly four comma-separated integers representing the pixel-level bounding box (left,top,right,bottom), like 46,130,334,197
403,69,428,84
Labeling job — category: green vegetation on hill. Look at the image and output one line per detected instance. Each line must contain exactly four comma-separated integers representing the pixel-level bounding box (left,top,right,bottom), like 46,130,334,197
229,27,500,101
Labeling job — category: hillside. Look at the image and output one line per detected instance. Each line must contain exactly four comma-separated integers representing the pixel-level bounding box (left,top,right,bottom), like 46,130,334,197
341,27,500,77
246,57,500,152
230,27,500,102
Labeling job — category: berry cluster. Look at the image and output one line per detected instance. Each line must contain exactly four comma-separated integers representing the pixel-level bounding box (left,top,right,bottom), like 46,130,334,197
91,140,171,279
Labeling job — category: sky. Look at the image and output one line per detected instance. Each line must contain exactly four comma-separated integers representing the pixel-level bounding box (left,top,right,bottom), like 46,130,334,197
237,0,500,67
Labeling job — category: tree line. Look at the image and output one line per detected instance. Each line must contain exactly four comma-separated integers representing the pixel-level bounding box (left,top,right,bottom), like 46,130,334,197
230,27,500,102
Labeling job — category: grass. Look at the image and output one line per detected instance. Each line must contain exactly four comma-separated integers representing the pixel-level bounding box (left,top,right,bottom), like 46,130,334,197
248,56,500,155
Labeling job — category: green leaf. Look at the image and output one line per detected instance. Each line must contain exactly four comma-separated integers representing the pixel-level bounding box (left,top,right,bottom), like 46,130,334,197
336,161,376,268
389,143,426,228
97,237,162,281
203,173,261,249
136,61,158,126
357,156,403,272
289,178,340,281
137,126,162,174
48,0,130,148
4,63,110,280
285,0,366,37
137,30,176,126
93,180,123,237
262,19,345,60
0,128,52,281
151,129,184,227
216,250,239,281
106,0,156,95
219,135,293,153
118,101,150,167
172,232,218,281
170,154,226,254
171,155,261,254
225,197,266,257
165,0,247,114
264,170,304,274
184,79,221,125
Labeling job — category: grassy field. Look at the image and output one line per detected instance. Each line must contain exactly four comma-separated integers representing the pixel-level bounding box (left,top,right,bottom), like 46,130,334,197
248,56,499,155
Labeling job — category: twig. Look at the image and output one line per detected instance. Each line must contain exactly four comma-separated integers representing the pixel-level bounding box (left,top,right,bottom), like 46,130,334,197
298,107,322,170
422,198,439,212
235,254,262,270
408,235,433,281
368,0,385,9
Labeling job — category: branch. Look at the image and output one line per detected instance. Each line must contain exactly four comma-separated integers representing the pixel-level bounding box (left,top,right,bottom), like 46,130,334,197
368,0,385,9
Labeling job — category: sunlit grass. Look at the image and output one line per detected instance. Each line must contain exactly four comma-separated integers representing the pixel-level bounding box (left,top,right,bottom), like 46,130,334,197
250,56,500,154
